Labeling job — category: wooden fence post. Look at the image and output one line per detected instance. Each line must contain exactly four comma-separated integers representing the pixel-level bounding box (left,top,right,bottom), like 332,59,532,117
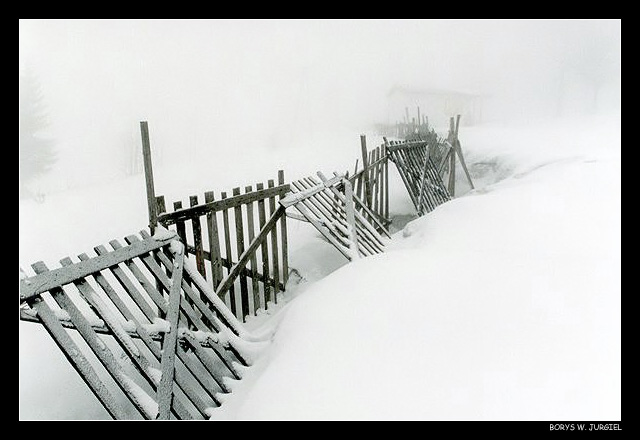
140,121,157,235
360,135,372,209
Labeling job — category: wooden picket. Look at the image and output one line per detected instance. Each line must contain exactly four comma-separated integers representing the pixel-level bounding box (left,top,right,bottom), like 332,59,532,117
154,172,290,322
20,230,260,420
385,137,451,215
281,172,389,261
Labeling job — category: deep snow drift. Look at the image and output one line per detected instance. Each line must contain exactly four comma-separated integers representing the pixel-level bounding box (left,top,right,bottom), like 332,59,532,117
19,116,621,420
208,116,621,421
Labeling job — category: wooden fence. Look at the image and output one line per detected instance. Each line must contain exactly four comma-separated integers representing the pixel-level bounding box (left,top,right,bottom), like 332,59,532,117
153,171,289,323
19,230,262,420
19,117,470,419
345,135,391,231
283,172,390,261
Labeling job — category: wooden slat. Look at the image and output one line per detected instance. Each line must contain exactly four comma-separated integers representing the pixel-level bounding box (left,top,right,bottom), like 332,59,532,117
455,139,475,189
316,173,387,250
278,170,289,288
256,182,270,307
300,177,377,256
158,184,290,226
183,244,284,291
190,195,206,277
20,235,173,302
233,187,250,320
343,179,359,259
296,177,377,257
215,205,286,310
219,192,236,315
384,142,389,220
76,252,199,420
106,240,168,317
267,180,280,305
360,135,372,209
130,234,248,372
157,246,184,420
245,185,260,315
173,201,188,251
292,201,352,261
23,295,127,420
204,191,223,289
31,261,156,419
141,121,157,234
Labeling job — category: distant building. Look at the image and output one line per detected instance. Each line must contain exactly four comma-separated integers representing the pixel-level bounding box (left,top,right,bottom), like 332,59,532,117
385,86,484,130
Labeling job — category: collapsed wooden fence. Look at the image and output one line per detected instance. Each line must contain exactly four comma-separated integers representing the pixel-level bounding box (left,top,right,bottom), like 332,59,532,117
20,116,471,419
19,229,261,420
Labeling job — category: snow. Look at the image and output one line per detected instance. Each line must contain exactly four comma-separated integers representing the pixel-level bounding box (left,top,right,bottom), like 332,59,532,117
207,115,621,421
19,115,620,420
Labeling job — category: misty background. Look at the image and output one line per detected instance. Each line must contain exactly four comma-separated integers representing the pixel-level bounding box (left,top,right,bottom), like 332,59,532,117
19,19,620,196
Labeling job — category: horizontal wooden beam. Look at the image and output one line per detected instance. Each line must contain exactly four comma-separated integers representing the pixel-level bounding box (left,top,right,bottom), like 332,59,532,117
20,235,175,302
158,184,290,226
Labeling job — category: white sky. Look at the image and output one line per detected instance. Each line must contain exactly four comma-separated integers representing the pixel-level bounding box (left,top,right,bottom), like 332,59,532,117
19,19,621,191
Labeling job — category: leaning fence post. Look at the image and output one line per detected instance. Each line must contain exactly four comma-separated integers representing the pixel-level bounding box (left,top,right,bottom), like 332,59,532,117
140,121,157,235
360,135,372,209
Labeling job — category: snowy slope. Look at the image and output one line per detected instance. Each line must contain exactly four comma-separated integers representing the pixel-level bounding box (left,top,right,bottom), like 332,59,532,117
208,116,621,420
19,116,621,420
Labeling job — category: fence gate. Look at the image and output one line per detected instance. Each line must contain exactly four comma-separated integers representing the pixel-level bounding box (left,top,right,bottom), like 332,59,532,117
20,229,267,420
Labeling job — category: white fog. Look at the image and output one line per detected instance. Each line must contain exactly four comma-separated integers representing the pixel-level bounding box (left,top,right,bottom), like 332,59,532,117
19,19,621,421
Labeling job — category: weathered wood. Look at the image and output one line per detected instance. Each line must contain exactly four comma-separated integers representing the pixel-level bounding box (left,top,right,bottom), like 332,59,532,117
267,180,280,304
343,179,359,259
215,205,286,306
256,182,270,307
157,184,289,226
233,187,250,320
32,261,156,419
245,185,260,315
157,245,184,420
106,240,168,316
360,135,372,208
448,117,456,196
278,170,289,288
140,121,157,234
279,174,343,207
173,201,188,251
297,177,378,257
183,244,285,291
204,191,223,289
23,296,127,420
219,192,236,315
20,235,173,302
316,173,387,248
455,139,475,189
190,196,206,278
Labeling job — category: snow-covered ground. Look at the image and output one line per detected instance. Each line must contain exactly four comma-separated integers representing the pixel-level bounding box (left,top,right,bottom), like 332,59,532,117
19,115,621,420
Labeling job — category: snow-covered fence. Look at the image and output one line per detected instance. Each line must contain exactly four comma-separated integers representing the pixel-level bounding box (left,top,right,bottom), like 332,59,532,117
19,229,261,420
387,115,474,207
154,171,290,324
345,135,391,231
282,172,390,261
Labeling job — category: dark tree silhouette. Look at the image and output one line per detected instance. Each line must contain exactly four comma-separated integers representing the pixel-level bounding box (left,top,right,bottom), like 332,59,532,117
19,67,56,199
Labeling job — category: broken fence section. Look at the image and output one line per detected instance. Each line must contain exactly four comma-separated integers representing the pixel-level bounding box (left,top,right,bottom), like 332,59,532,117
19,229,264,420
282,172,390,261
